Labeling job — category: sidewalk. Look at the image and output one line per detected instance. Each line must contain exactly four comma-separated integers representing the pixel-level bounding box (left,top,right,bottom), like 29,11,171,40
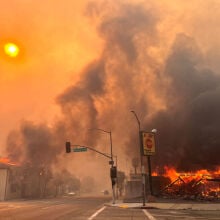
105,200,220,211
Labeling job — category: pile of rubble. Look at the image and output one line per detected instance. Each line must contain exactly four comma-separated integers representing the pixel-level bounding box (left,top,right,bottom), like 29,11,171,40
160,174,220,201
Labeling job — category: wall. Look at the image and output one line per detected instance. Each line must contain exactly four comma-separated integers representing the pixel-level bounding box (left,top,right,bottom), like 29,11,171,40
0,169,8,201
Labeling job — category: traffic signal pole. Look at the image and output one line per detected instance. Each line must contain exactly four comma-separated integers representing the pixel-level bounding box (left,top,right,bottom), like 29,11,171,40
109,131,116,204
65,142,117,204
131,111,146,206
88,128,116,204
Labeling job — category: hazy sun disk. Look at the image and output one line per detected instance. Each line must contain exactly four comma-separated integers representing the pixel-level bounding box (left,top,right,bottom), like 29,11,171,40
4,42,20,57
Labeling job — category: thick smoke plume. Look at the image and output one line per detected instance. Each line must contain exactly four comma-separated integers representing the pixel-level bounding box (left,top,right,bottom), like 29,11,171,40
5,0,220,178
149,34,220,171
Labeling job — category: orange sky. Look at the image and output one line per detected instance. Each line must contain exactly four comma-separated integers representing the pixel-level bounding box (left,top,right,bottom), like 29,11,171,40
1,0,220,161
0,0,103,151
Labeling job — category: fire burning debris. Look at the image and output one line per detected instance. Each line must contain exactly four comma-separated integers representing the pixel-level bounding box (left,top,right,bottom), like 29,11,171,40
3,1,220,192
153,166,220,200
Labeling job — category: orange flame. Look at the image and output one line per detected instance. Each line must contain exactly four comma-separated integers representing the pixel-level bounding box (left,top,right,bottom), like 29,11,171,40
0,157,19,166
158,166,220,198
162,166,220,182
152,171,158,176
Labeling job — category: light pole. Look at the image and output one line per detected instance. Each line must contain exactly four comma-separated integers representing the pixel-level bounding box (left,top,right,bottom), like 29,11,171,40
89,128,116,204
148,128,157,196
130,110,146,206
112,155,118,199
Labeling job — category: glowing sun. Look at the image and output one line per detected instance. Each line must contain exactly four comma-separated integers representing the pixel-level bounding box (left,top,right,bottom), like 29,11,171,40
4,42,20,57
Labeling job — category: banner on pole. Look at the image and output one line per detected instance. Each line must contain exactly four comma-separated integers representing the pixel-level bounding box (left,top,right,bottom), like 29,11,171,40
141,131,156,156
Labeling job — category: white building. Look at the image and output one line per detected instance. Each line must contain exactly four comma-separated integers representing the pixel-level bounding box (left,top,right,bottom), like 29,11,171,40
0,163,22,201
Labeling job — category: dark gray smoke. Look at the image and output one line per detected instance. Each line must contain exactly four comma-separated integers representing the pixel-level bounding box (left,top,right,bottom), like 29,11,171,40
57,2,159,157
57,61,105,147
6,121,63,167
148,34,220,171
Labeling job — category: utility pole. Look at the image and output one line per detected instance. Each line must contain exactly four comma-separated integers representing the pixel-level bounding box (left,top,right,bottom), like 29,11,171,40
141,129,157,196
89,128,116,204
131,110,146,206
65,142,116,204
147,155,153,195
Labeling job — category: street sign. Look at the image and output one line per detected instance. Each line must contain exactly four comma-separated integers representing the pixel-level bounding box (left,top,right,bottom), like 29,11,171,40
141,131,156,156
73,147,87,152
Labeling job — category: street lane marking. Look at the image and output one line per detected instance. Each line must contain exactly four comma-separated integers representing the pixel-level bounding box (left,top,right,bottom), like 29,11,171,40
88,206,106,220
143,209,157,220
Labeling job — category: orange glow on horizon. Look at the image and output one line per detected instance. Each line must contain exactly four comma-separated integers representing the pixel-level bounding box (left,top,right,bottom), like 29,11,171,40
0,157,18,166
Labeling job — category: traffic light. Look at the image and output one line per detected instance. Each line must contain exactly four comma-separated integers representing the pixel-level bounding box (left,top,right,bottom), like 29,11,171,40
110,166,117,178
65,141,71,153
111,178,116,186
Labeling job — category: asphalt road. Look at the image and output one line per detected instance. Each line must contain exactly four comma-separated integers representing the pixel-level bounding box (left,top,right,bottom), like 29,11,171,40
0,196,110,220
94,206,220,220
145,209,220,220
0,196,220,219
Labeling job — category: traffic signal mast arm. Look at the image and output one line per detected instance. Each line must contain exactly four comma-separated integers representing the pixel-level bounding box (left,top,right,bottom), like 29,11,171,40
87,146,112,159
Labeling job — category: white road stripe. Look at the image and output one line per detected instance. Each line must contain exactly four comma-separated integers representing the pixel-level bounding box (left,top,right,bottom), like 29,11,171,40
143,209,157,220
88,206,106,220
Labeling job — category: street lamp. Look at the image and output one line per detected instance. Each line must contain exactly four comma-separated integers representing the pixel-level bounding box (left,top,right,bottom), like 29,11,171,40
151,129,157,133
130,110,146,206
148,128,157,196
89,128,116,204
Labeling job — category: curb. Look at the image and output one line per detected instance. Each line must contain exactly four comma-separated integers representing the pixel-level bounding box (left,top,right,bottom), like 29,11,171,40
105,202,220,211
